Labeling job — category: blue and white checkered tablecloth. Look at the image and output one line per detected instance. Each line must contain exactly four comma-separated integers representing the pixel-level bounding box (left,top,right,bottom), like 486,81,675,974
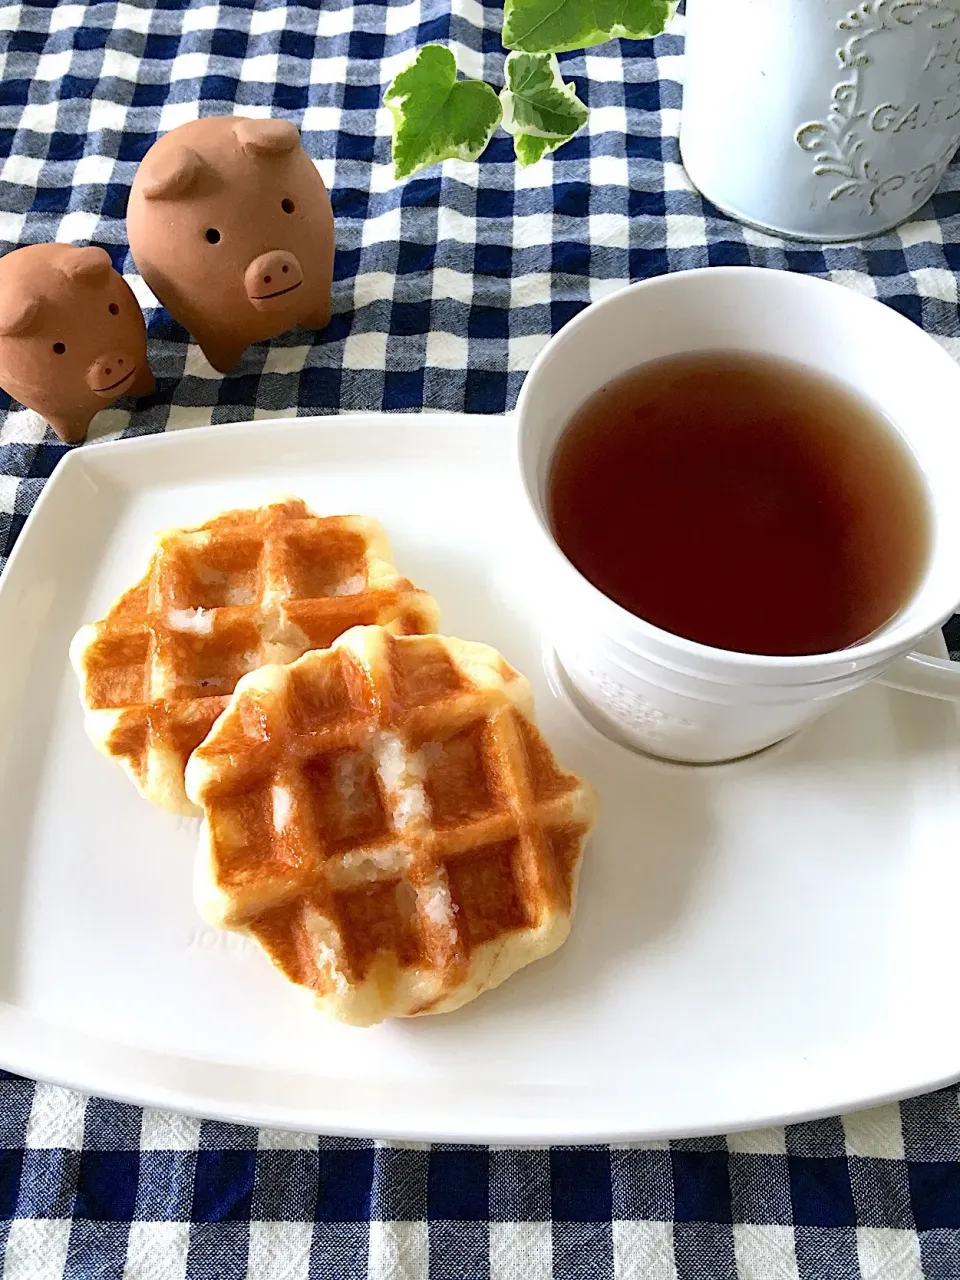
2,1,960,1277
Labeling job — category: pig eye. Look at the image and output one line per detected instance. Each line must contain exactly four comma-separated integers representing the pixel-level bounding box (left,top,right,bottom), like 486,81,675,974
281,198,295,214
52,342,66,354
108,303,119,316
205,228,221,244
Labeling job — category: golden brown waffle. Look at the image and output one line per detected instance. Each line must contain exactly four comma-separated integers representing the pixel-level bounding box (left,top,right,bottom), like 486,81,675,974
185,625,596,1025
70,499,440,815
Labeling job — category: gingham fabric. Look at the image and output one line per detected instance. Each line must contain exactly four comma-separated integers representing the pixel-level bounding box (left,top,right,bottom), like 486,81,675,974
2,1,960,1277
3,1077,960,1280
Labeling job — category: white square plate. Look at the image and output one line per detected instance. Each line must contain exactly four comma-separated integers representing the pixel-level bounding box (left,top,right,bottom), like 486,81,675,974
2,413,959,1143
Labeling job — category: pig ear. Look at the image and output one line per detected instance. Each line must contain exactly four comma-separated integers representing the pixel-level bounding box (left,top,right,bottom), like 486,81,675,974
59,246,113,283
234,118,299,157
0,290,41,337
140,144,206,200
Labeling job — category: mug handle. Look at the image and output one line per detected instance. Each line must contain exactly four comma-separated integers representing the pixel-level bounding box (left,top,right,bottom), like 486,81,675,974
877,651,960,702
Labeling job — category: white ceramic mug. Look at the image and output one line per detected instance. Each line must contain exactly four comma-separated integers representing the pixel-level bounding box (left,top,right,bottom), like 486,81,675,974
680,0,960,242
516,268,960,763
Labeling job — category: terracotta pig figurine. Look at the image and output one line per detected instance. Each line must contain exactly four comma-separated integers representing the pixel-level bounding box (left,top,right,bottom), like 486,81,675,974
127,117,335,373
0,244,154,443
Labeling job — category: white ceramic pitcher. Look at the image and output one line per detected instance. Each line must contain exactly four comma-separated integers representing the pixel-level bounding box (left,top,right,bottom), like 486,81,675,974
680,0,960,241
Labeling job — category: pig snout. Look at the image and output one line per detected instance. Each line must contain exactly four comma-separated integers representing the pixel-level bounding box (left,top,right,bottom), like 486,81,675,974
245,251,304,308
86,352,139,397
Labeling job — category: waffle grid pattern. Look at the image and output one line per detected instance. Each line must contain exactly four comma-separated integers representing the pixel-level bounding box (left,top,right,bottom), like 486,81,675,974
71,500,438,811
188,629,592,1022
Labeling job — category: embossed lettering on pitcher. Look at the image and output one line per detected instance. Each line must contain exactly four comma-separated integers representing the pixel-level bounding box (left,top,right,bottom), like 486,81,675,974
796,0,960,214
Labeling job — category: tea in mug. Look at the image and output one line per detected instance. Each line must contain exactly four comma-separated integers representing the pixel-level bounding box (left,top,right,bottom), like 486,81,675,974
547,351,931,656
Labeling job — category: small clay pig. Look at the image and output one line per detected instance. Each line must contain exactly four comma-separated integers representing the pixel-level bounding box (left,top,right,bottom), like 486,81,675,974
0,244,154,443
127,117,335,373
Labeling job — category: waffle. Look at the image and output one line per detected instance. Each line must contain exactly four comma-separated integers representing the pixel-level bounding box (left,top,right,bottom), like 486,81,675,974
185,625,596,1025
70,499,440,815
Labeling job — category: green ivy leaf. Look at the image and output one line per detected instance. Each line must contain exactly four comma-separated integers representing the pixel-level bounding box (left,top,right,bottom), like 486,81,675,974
593,0,676,39
503,0,675,54
514,133,556,166
500,52,588,165
384,45,502,179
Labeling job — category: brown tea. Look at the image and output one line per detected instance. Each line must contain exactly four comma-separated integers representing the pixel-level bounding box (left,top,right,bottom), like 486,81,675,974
547,352,931,656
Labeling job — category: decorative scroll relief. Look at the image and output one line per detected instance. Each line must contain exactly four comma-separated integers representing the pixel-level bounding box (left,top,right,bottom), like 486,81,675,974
796,0,960,213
